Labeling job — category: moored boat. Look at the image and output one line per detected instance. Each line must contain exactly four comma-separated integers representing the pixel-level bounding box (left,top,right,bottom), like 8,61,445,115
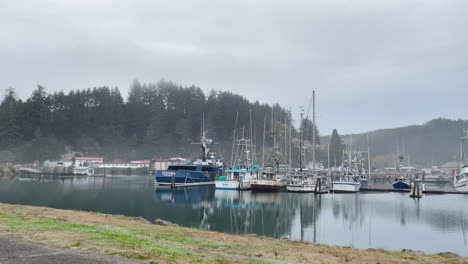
453,130,468,192
155,125,225,187
332,155,361,193
215,166,261,190
454,165,468,192
359,173,369,188
215,128,260,190
333,176,361,193
251,165,288,191
393,177,410,189
286,182,315,193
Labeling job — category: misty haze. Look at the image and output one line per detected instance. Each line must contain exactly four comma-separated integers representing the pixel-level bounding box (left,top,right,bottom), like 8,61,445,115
0,1,467,264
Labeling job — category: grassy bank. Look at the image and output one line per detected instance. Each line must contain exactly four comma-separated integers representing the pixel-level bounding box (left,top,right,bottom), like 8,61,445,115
0,203,466,264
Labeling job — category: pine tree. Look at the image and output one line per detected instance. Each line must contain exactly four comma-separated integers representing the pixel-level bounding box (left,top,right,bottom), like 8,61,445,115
329,129,343,167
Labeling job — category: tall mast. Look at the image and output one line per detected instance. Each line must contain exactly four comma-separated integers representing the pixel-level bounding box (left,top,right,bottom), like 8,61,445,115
284,112,287,165
289,109,292,167
312,90,316,175
249,109,254,165
397,138,400,170
230,112,239,168
271,106,276,149
299,108,304,172
262,114,266,168
461,129,468,168
367,133,371,184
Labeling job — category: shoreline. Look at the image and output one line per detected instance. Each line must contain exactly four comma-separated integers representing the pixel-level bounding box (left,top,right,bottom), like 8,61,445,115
0,203,466,264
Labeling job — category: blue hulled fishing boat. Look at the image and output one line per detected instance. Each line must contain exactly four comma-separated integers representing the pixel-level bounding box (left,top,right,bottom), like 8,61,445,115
392,177,410,189
155,125,225,187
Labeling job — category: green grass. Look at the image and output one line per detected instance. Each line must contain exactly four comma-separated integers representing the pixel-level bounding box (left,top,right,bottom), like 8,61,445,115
0,214,210,263
153,233,232,250
1,205,466,264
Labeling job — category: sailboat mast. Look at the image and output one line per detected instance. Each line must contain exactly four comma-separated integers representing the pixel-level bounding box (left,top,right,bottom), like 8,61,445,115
289,110,292,167
230,112,239,168
250,109,254,165
271,106,276,148
284,113,287,165
299,108,304,172
262,114,266,168
367,133,371,184
312,90,316,175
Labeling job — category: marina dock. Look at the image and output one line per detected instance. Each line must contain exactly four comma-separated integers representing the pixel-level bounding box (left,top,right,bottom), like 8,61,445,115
360,187,468,195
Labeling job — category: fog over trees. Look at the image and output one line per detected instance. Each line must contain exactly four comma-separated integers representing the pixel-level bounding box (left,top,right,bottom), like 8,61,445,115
0,79,464,167
0,80,305,164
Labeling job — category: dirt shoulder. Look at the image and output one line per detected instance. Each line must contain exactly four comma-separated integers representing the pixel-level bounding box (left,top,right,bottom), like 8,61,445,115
0,203,466,264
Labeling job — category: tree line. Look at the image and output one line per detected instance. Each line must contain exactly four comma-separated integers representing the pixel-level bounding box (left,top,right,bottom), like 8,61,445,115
0,80,321,165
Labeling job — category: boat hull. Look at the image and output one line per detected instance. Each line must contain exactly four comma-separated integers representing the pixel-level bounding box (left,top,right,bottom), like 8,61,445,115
454,177,468,191
360,179,369,188
250,180,286,191
393,180,410,189
333,182,361,193
286,184,315,193
215,180,251,190
155,170,215,187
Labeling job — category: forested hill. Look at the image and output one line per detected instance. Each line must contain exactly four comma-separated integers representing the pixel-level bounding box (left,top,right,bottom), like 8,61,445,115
324,118,468,167
0,80,294,163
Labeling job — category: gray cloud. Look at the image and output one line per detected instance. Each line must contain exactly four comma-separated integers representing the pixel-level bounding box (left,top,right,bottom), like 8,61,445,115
1,0,467,134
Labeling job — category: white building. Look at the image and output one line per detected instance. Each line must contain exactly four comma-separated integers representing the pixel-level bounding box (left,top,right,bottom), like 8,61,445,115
43,160,73,167
74,157,104,167
96,161,150,169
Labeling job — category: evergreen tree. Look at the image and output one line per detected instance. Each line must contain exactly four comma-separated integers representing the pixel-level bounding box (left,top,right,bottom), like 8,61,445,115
329,129,343,167
0,88,22,148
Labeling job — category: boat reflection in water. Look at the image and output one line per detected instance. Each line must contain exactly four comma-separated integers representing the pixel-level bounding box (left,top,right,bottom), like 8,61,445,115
154,186,322,240
0,176,466,256
153,186,468,256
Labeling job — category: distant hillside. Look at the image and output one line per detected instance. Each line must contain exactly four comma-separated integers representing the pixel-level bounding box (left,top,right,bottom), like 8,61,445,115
321,118,468,167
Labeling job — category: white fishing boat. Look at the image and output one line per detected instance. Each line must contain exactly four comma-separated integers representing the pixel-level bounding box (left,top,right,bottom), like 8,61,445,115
251,165,288,191
359,173,369,188
286,171,315,193
215,114,261,190
333,148,362,193
215,166,261,190
454,165,468,192
333,176,361,192
286,91,322,193
453,130,468,192
286,178,315,193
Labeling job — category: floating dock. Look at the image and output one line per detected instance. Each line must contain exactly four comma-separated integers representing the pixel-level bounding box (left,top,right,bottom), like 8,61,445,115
360,187,468,195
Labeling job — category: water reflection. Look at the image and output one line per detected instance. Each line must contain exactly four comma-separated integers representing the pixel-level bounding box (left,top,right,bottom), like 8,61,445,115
0,176,467,256
153,187,468,255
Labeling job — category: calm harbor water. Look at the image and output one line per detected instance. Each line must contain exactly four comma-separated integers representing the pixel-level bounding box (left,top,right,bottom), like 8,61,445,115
0,175,467,256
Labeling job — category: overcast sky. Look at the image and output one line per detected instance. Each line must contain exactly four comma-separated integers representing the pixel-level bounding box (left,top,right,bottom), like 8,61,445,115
1,0,467,134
